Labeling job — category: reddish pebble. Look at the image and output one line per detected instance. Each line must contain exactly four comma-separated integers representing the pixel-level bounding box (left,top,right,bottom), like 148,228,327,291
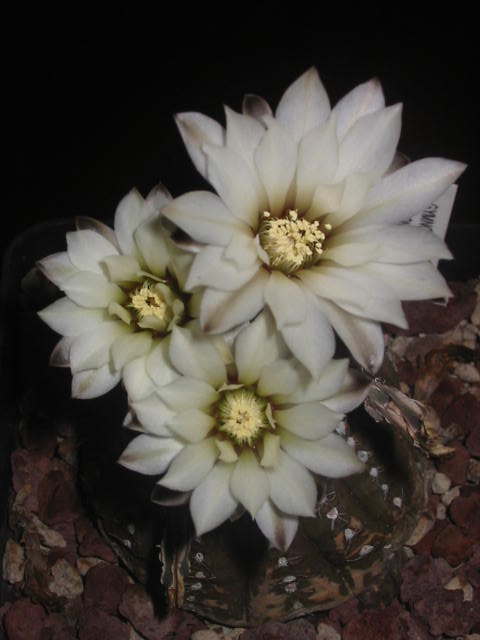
411,520,447,556
414,588,475,637
343,601,402,640
430,376,463,417
466,421,480,457
431,523,473,566
450,490,480,540
400,555,453,604
328,597,359,625
83,564,129,614
38,470,79,525
442,392,480,436
78,608,129,640
4,598,46,640
436,441,470,485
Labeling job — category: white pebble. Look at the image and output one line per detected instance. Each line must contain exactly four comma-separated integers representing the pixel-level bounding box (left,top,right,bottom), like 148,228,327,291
432,472,451,495
454,362,480,383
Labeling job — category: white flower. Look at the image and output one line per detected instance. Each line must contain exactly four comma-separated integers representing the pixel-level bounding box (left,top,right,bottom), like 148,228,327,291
118,312,366,551
163,68,466,376
38,186,195,400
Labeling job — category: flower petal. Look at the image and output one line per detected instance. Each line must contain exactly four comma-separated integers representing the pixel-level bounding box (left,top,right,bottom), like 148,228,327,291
123,356,156,402
255,499,298,552
134,216,172,277
157,377,219,411
38,298,106,336
230,450,270,517
275,67,330,141
114,189,153,258
67,229,118,274
242,94,273,122
225,106,266,171
275,358,349,404
215,439,239,463
257,359,301,398
69,321,130,373
131,393,174,436
363,262,452,301
185,244,259,292
145,338,179,389
175,111,225,179
190,462,238,536
71,364,120,399
372,225,452,263
333,77,385,140
274,402,343,440
162,191,247,247
322,370,370,413
49,336,74,367
111,331,153,371
280,430,365,478
266,451,316,517
235,311,287,384
76,216,119,250
159,438,218,491
169,325,226,387
38,252,77,286
336,104,402,181
255,118,297,214
61,272,126,308
118,434,182,475
260,433,281,468
168,409,215,443
264,271,307,328
102,255,142,283
200,268,268,334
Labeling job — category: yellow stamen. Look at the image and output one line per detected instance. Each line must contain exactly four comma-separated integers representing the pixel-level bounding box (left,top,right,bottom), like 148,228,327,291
218,389,268,446
129,282,169,320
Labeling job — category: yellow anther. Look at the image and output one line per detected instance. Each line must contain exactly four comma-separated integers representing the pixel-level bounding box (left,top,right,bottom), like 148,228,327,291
218,389,268,446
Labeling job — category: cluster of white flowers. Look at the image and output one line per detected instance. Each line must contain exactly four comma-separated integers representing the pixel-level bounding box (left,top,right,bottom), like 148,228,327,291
38,68,464,550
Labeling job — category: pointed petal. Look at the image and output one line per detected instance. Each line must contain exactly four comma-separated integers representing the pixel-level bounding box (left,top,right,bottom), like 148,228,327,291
243,94,273,122
69,321,130,373
230,450,270,517
266,451,316,517
145,338,179,389
61,272,126,308
275,359,349,404
169,326,226,387
200,268,268,334
322,370,370,413
67,229,118,274
225,107,265,169
364,262,452,301
168,409,215,443
255,499,298,551
114,189,153,257
38,298,106,336
257,359,301,397
336,104,402,180
71,364,120,399
157,377,219,411
102,255,142,283
264,271,307,328
280,430,365,478
280,292,335,378
49,336,74,367
111,331,153,371
123,357,156,402
131,393,174,436
215,439,239,463
322,241,380,266
76,216,119,250
260,433,281,468
306,182,345,221
276,68,330,140
185,244,259,292
334,78,385,140
352,158,467,228
159,438,218,491
324,172,372,228
162,191,247,247
134,216,172,277
38,252,77,286
275,402,343,440
175,111,225,179
235,310,288,384
190,462,238,536
255,119,297,213
118,435,182,475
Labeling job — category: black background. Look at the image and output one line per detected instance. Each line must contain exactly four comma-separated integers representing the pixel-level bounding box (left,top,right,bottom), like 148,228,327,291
7,32,478,261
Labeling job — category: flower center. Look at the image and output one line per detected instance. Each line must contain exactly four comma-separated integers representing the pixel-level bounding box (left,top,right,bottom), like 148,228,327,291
218,388,268,446
258,209,331,275
126,279,185,334
130,283,169,320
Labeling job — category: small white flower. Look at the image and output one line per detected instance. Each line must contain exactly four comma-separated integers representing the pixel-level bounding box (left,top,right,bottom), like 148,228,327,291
118,312,366,551
38,186,196,400
163,68,466,375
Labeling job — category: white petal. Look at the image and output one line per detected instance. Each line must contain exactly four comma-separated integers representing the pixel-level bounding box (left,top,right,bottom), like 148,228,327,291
67,229,118,274
204,143,264,229
61,272,126,308
333,78,385,140
111,331,153,371
145,338,179,389
38,298,106,336
364,262,452,301
324,172,372,228
275,68,330,141
322,370,370,413
71,364,120,399
175,111,225,179
257,360,301,398
266,451,316,517
275,359,349,404
185,244,258,292
76,216,120,250
261,433,281,468
200,268,268,334
316,298,384,373
225,107,266,171
223,233,260,269
336,104,402,181
242,94,273,121
306,182,345,221
168,409,215,443
159,438,218,491
230,450,270,517
134,216,172,277
190,462,238,536
352,158,467,228
322,241,380,267
169,326,226,387
295,114,338,211
215,439,239,463
143,183,173,217
235,311,287,384
275,402,343,440
114,189,153,258
280,292,335,378
49,336,74,367
255,499,298,552
131,393,174,436
162,191,247,247
123,356,156,402
255,119,297,214
38,252,77,286
264,271,307,328
158,377,219,411
118,435,182,475
102,255,142,283
280,430,365,478
69,321,130,373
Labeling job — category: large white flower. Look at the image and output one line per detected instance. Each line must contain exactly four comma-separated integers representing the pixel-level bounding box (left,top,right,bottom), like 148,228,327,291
118,312,366,551
163,68,466,376
38,186,195,400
